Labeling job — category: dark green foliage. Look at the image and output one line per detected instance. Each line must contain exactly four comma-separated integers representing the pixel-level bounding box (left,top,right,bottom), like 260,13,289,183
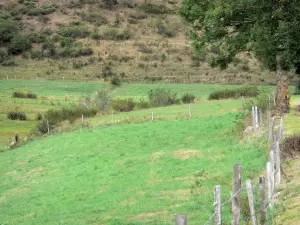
102,0,118,10
180,0,300,72
281,135,300,159
0,18,19,43
36,113,43,121
101,64,115,78
148,88,180,107
13,91,37,99
1,59,17,66
112,98,135,112
29,32,47,43
110,76,121,86
8,34,32,55
42,39,56,57
72,61,88,69
90,27,131,40
37,107,97,133
26,4,56,16
58,46,93,58
7,112,26,120
128,11,147,20
208,87,259,100
181,93,196,103
157,22,177,38
139,3,170,14
0,51,10,64
58,26,91,38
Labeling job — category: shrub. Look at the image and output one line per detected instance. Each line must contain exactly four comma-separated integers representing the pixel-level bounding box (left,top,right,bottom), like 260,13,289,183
1,59,17,66
36,113,43,121
29,32,47,43
281,135,300,159
58,26,91,38
26,4,56,16
129,12,147,20
12,91,37,99
0,51,9,64
95,90,111,112
208,86,259,100
139,3,171,14
135,98,150,109
181,93,196,103
157,23,177,37
110,76,121,86
8,34,32,55
37,107,97,133
90,27,131,40
112,98,135,112
7,112,26,120
79,11,108,26
148,88,180,107
0,18,19,43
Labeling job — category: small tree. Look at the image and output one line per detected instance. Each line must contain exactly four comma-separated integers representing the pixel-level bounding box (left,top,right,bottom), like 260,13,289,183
95,90,111,112
8,34,32,55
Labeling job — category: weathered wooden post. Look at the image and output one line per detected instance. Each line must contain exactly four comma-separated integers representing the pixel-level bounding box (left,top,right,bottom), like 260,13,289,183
269,117,276,143
232,164,241,225
276,141,282,184
252,107,255,130
246,180,258,225
267,162,274,209
267,111,271,139
214,185,221,225
175,214,187,225
268,94,271,109
188,104,192,119
270,151,275,192
81,114,84,126
278,117,284,142
259,108,263,135
259,176,267,225
15,132,19,143
272,92,276,106
152,112,154,121
255,106,259,131
47,120,50,133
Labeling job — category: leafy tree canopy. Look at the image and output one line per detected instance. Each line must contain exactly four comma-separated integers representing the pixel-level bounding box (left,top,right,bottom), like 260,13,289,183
180,0,300,72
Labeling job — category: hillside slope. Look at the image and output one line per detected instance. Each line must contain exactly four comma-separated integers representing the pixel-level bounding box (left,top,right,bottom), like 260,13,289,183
0,0,275,84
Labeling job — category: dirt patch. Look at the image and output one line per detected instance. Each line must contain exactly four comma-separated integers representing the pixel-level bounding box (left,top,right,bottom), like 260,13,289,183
185,136,194,142
173,149,202,160
4,170,17,176
17,167,44,181
150,152,165,163
161,189,190,200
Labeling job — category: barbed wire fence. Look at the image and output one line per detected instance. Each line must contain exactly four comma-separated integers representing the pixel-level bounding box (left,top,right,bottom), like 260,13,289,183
175,95,285,225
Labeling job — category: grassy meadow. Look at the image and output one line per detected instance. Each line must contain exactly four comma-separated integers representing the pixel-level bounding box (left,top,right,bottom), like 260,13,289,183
0,79,276,149
0,112,269,225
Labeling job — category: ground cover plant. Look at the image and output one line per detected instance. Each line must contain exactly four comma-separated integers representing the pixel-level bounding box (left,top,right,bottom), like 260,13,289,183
0,112,268,224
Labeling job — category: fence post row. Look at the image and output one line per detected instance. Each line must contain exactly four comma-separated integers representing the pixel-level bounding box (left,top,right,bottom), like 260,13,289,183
232,164,241,225
175,214,187,225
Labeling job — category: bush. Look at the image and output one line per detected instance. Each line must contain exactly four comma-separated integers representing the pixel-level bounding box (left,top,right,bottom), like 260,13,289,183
90,27,131,40
0,18,19,43
1,59,17,66
112,98,135,112
135,98,150,109
36,113,43,121
37,107,97,133
0,51,10,64
26,4,56,16
58,26,91,38
12,91,37,99
8,34,32,55
96,90,111,112
157,23,177,37
139,3,171,14
29,32,47,43
110,76,121,86
148,88,180,107
7,112,26,120
79,11,108,26
208,86,259,100
181,93,196,103
281,135,300,159
129,12,147,20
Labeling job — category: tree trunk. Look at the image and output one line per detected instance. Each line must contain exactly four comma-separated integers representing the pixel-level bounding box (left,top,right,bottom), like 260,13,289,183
276,55,290,115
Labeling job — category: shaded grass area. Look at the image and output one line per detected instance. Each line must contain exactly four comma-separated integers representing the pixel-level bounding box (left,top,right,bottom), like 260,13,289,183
0,113,268,225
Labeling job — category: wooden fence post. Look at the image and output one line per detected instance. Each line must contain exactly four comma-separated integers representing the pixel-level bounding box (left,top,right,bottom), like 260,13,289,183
267,162,274,209
188,104,192,119
252,107,255,130
47,120,50,133
268,94,271,109
278,117,284,142
246,180,258,225
214,185,221,225
259,108,263,135
175,214,187,225
269,117,276,143
273,92,276,106
255,106,259,131
267,111,271,140
276,141,282,184
270,151,275,192
81,114,84,126
232,164,241,225
259,176,267,225
152,112,154,121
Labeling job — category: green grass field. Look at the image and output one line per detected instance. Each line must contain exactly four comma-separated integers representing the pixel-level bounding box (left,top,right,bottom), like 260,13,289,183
0,112,268,225
1,79,274,149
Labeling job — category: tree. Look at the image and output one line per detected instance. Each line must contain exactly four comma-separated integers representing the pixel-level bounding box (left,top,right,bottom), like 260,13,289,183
180,0,300,114
102,0,118,10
